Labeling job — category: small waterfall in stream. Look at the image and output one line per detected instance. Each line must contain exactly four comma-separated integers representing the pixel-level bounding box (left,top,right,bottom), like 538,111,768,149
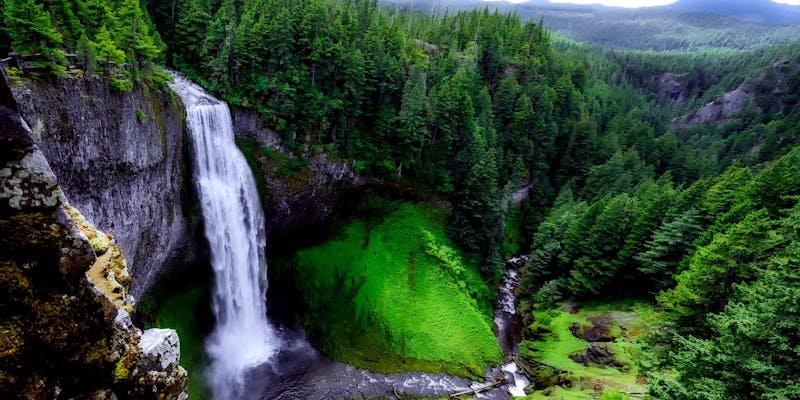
169,74,280,399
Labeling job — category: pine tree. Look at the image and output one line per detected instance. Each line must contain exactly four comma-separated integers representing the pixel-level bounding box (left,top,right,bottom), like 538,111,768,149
658,210,776,330
556,116,597,186
398,68,431,172
493,75,520,133
75,32,95,74
172,0,211,67
201,0,239,90
505,94,536,176
94,24,125,66
44,0,84,49
448,129,502,278
565,193,636,296
636,208,703,290
650,206,800,400
4,0,65,72
115,0,160,63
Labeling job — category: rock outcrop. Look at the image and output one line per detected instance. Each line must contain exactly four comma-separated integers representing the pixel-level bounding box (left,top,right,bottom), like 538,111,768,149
231,109,363,242
0,71,187,399
673,82,754,127
9,75,197,298
657,72,688,103
673,57,800,128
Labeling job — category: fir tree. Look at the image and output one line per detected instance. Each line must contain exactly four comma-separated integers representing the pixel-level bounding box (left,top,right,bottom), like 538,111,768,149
4,0,65,71
75,32,95,74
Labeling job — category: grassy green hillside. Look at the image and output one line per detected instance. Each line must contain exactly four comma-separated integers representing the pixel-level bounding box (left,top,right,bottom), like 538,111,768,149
519,302,650,399
283,202,502,377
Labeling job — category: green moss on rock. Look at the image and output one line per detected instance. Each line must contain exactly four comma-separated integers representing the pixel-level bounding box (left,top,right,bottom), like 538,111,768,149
281,202,502,378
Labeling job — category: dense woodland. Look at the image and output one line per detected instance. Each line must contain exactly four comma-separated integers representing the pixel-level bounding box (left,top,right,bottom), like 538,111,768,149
3,0,800,399
387,0,800,51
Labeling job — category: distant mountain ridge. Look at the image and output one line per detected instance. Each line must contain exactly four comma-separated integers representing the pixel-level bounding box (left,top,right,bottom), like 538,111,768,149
668,0,800,25
383,0,800,50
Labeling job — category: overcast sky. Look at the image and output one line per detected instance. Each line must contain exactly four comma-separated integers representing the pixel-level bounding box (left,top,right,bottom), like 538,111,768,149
484,0,800,7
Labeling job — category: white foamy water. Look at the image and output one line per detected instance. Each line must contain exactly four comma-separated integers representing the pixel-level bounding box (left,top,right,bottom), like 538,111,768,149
169,74,280,400
501,362,530,397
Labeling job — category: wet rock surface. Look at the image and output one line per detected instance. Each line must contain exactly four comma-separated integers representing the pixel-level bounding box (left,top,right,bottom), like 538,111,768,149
0,71,187,399
569,344,624,369
10,76,197,298
569,313,617,342
230,109,363,243
252,256,538,399
247,333,514,400
494,256,527,354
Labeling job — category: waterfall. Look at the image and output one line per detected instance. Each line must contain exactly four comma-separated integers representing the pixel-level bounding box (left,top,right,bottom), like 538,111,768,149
169,74,280,399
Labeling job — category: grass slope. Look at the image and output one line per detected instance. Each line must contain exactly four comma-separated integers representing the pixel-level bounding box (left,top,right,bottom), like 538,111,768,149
519,302,650,399
288,202,502,377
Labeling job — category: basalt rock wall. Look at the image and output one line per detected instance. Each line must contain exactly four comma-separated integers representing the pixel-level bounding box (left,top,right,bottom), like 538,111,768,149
10,76,197,298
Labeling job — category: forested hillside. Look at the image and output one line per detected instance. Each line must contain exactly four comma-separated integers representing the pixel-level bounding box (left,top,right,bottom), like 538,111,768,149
147,0,590,277
2,0,799,399
387,0,800,51
1,0,168,91
146,3,800,396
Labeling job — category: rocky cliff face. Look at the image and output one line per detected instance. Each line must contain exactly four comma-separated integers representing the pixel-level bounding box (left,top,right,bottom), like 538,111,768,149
231,109,363,243
10,76,196,298
673,82,755,127
0,72,187,399
673,57,800,128
657,73,689,103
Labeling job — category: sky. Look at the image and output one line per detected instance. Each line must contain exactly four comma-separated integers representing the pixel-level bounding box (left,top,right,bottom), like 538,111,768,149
483,0,800,7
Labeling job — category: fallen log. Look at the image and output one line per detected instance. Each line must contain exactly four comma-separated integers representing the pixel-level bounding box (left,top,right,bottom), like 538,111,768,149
449,378,505,398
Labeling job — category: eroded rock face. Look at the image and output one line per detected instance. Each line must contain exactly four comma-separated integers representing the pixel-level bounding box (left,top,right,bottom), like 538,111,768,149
568,313,617,343
10,76,196,298
658,73,688,103
568,343,623,369
0,73,187,399
231,109,363,242
673,82,754,127
672,57,800,128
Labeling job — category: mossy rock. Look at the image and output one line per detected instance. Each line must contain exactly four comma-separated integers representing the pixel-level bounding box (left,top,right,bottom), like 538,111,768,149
279,202,502,378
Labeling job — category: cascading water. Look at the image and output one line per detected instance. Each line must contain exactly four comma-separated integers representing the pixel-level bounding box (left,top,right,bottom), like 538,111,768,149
494,256,530,398
169,74,280,399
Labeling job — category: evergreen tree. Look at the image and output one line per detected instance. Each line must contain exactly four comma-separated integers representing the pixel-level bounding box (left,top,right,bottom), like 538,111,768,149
658,210,776,331
556,116,597,186
94,24,125,67
636,208,703,290
172,0,211,68
45,0,84,49
4,0,65,71
397,68,431,172
650,206,800,400
449,129,502,278
75,32,95,74
493,74,520,133
115,0,160,63
201,0,239,90
564,193,636,296
504,93,535,177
